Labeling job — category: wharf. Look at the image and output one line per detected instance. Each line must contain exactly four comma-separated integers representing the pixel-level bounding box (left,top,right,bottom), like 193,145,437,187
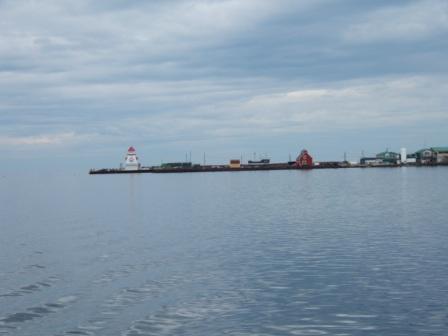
89,162,405,175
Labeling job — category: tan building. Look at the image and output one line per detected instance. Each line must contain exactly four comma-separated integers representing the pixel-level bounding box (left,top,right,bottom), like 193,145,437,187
433,147,448,164
229,159,241,168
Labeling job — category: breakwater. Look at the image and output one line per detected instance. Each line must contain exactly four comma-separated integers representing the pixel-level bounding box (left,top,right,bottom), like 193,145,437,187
89,161,413,174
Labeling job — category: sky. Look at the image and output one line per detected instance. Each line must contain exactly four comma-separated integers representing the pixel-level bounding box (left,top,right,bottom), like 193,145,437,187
0,0,447,171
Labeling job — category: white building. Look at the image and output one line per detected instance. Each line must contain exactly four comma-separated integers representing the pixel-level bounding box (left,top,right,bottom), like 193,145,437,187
124,146,140,170
400,148,407,164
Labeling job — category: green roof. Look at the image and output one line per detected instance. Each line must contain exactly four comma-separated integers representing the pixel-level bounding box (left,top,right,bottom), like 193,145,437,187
416,148,430,154
376,151,399,159
377,151,399,155
431,147,448,153
415,147,448,154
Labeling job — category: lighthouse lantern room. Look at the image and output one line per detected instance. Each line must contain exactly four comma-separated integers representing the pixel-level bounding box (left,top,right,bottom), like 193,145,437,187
124,146,140,171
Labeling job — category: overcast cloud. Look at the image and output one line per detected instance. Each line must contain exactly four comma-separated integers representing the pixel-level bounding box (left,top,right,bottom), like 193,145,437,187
0,0,447,168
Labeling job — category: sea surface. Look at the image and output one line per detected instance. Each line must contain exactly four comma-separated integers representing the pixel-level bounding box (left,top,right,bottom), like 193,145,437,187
1,167,448,335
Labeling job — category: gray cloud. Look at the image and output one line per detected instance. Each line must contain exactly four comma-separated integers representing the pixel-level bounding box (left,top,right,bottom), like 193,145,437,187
0,0,447,165
343,0,448,43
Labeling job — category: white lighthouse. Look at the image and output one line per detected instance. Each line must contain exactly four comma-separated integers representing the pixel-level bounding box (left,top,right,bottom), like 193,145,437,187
124,146,140,171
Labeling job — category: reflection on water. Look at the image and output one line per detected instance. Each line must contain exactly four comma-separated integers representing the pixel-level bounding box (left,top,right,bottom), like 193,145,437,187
1,167,448,335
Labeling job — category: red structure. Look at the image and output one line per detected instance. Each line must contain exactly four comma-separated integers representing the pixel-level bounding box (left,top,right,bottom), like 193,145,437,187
296,149,313,168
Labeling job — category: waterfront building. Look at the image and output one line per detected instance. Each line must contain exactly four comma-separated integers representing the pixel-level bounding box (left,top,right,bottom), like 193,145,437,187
360,157,382,165
248,159,270,165
416,147,448,164
406,153,417,164
376,150,400,164
432,147,448,164
416,148,435,164
296,150,313,168
359,150,400,165
124,146,140,171
229,159,241,168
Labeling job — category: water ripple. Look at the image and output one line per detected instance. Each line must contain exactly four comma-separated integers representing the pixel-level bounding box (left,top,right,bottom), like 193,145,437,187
0,295,78,332
0,277,58,298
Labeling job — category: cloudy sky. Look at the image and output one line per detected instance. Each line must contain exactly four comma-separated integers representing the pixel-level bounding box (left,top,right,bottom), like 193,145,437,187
1,0,447,170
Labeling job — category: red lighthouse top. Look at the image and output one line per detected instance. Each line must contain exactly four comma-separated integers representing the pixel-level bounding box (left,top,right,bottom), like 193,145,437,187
128,146,136,153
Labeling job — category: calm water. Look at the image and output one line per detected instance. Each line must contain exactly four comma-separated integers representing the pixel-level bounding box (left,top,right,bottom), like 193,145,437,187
1,167,448,335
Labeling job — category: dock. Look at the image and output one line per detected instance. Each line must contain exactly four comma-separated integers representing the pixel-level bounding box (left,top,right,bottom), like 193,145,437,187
89,162,406,175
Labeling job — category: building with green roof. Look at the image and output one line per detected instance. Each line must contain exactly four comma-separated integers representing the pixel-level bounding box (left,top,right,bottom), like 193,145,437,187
415,147,448,164
376,150,400,164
